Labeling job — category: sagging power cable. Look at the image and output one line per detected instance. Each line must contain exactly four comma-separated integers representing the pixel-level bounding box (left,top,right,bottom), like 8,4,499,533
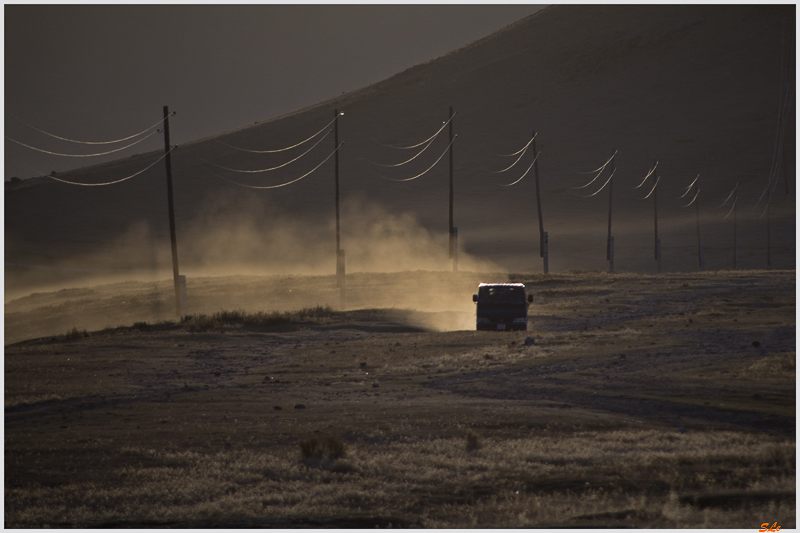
5,129,160,157
9,113,171,145
678,175,699,198
633,161,658,189
199,143,343,189
640,175,660,200
678,175,700,207
754,20,796,211
496,132,537,158
579,168,616,198
491,135,536,174
499,152,540,187
176,113,340,154
367,129,440,168
379,135,457,182
45,147,175,186
376,112,456,150
719,182,739,219
186,129,332,174
572,150,618,190
574,150,618,175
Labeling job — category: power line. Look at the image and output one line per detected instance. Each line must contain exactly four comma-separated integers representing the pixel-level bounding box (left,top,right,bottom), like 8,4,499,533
678,174,699,198
640,175,660,200
366,129,440,168
579,168,616,198
718,182,739,209
378,135,457,182
632,160,658,189
490,135,536,174
197,142,343,189
8,113,171,145
375,112,456,150
723,196,738,220
185,129,332,173
176,113,341,154
498,152,540,187
572,150,618,190
574,150,618,175
682,187,700,208
44,147,175,186
496,132,537,158
5,129,160,157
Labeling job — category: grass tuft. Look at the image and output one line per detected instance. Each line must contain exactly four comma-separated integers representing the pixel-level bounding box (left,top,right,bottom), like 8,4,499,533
182,306,335,331
62,327,89,340
299,434,348,461
465,429,482,452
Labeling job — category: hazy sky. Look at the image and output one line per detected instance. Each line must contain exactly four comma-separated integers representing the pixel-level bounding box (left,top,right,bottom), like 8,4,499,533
5,4,545,179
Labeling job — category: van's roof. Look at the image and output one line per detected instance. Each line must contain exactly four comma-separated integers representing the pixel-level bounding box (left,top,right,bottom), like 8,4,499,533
478,283,525,288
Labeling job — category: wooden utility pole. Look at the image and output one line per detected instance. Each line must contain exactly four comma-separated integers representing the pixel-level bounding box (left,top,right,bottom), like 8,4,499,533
448,106,455,261
694,177,704,270
654,176,661,274
606,149,615,263
162,106,181,318
334,109,343,287
649,157,660,273
532,131,545,260
767,201,772,267
733,189,739,271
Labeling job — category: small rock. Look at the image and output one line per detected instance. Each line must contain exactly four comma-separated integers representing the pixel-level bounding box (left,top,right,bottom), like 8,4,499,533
524,337,535,346
294,404,306,409
752,341,761,347
372,382,380,388
273,405,282,410
359,362,367,368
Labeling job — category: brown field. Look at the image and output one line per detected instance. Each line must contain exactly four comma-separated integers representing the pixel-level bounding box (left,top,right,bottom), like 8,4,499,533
4,269,795,528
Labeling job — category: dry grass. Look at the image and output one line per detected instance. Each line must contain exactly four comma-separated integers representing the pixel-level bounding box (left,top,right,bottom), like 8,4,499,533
5,429,794,528
5,270,795,528
184,306,335,330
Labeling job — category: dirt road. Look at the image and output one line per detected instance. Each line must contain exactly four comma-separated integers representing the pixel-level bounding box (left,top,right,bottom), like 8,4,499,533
5,270,795,527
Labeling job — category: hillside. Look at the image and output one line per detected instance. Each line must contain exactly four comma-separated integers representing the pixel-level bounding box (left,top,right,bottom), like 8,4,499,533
5,5,795,297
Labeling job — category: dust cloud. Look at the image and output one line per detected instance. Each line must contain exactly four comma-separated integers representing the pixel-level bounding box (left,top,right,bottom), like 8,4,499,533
179,195,501,277
5,197,507,343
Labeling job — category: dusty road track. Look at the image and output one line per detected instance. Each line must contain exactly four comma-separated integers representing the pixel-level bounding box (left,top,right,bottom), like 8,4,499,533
5,270,795,527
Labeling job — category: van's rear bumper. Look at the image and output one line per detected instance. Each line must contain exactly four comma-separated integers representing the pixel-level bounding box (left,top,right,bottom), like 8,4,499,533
476,321,527,331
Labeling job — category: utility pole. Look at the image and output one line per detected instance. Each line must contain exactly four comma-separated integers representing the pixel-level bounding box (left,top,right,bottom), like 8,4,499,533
607,149,615,265
532,130,545,260
733,188,739,271
767,200,772,267
334,109,343,289
694,177,704,270
651,159,661,274
162,106,181,318
448,106,455,262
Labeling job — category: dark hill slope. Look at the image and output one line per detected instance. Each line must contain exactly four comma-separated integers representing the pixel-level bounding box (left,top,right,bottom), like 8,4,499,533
5,5,795,290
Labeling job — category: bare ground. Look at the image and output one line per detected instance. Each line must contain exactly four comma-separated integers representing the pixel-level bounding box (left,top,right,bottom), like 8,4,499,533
4,270,796,528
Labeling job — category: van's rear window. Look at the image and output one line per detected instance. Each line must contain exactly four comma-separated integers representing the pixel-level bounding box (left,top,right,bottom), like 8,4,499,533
478,286,525,303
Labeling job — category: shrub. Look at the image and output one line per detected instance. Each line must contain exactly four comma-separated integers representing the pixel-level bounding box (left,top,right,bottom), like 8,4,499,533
299,434,347,461
466,430,482,452
63,327,89,340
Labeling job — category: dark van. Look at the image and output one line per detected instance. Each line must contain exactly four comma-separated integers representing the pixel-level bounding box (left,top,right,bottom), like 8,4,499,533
472,283,533,331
